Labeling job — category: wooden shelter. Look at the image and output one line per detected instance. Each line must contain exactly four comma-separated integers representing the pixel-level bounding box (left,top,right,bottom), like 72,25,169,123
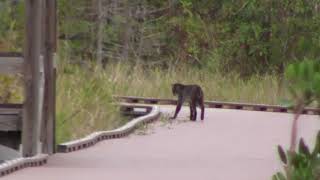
0,0,57,157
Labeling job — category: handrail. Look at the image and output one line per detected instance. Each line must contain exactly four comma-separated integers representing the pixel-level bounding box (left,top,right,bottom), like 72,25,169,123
114,96,320,115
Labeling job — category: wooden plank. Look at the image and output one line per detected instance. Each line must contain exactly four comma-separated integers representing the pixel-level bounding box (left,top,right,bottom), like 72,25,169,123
0,110,21,114
115,96,320,115
22,0,43,157
0,56,23,74
0,103,23,109
0,105,22,131
0,114,21,131
0,52,22,57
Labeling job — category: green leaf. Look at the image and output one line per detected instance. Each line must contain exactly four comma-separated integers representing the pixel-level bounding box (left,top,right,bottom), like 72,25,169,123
273,172,287,180
272,174,277,180
312,130,320,156
278,145,288,164
299,138,311,157
299,61,310,81
251,23,262,39
313,73,320,96
314,62,320,73
289,151,300,168
285,64,296,80
305,61,314,81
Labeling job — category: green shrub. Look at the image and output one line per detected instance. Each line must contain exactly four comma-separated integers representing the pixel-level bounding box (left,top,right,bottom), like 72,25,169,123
273,59,320,180
273,132,320,180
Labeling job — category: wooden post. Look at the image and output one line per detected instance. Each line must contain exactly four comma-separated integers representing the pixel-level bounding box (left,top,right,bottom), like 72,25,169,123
41,0,57,154
22,0,43,157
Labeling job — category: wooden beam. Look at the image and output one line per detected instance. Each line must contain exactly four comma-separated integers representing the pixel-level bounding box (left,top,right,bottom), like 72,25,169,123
41,0,57,154
0,104,22,131
0,52,23,57
22,0,43,157
0,56,23,74
0,114,21,131
0,103,23,109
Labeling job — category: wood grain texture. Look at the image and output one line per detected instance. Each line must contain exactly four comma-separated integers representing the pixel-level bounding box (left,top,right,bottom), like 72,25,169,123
0,114,21,131
0,57,23,74
22,0,43,157
41,0,57,154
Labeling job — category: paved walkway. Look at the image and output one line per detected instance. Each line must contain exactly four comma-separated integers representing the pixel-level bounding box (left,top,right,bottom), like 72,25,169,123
3,106,319,180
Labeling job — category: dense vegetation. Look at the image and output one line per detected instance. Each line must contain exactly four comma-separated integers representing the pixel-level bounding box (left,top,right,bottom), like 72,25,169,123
1,0,320,75
59,0,320,76
274,61,320,180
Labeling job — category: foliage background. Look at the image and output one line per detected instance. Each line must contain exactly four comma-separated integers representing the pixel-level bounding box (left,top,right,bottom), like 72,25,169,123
1,0,319,75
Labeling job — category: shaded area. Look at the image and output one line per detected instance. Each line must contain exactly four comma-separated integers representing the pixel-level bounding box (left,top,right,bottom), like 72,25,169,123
0,144,21,162
0,131,20,150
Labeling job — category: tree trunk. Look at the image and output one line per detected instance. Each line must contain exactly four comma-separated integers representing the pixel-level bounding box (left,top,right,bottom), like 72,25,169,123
96,0,104,66
121,0,131,61
289,102,304,152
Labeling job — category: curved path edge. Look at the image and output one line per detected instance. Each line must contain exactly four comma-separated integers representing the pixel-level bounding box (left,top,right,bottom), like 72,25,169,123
57,105,160,153
0,154,48,177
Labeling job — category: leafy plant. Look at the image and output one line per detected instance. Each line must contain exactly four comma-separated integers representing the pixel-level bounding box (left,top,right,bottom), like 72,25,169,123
285,60,320,108
273,132,320,180
283,60,320,151
273,60,320,180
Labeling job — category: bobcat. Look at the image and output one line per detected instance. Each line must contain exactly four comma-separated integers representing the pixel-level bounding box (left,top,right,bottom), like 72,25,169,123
170,83,205,121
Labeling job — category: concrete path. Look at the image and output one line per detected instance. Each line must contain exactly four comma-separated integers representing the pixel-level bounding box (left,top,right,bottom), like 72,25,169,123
3,106,319,180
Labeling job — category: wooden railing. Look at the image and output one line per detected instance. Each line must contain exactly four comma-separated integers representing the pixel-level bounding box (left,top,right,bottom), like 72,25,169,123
114,96,320,115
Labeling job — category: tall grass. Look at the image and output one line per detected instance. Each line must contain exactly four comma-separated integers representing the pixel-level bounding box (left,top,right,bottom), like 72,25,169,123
104,62,286,104
56,64,128,143
56,61,286,143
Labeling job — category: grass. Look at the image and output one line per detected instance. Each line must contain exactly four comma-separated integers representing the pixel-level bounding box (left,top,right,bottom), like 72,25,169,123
0,75,22,103
103,62,286,104
0,59,287,144
55,60,286,143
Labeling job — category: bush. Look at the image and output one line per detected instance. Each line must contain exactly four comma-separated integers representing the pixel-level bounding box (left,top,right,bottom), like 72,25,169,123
273,133,320,180
273,59,320,180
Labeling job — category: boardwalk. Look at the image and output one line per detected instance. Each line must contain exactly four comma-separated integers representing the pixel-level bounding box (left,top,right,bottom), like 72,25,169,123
3,106,319,180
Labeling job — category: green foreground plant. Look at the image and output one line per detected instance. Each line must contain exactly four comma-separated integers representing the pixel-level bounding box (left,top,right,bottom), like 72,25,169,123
273,60,320,180
273,134,320,180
